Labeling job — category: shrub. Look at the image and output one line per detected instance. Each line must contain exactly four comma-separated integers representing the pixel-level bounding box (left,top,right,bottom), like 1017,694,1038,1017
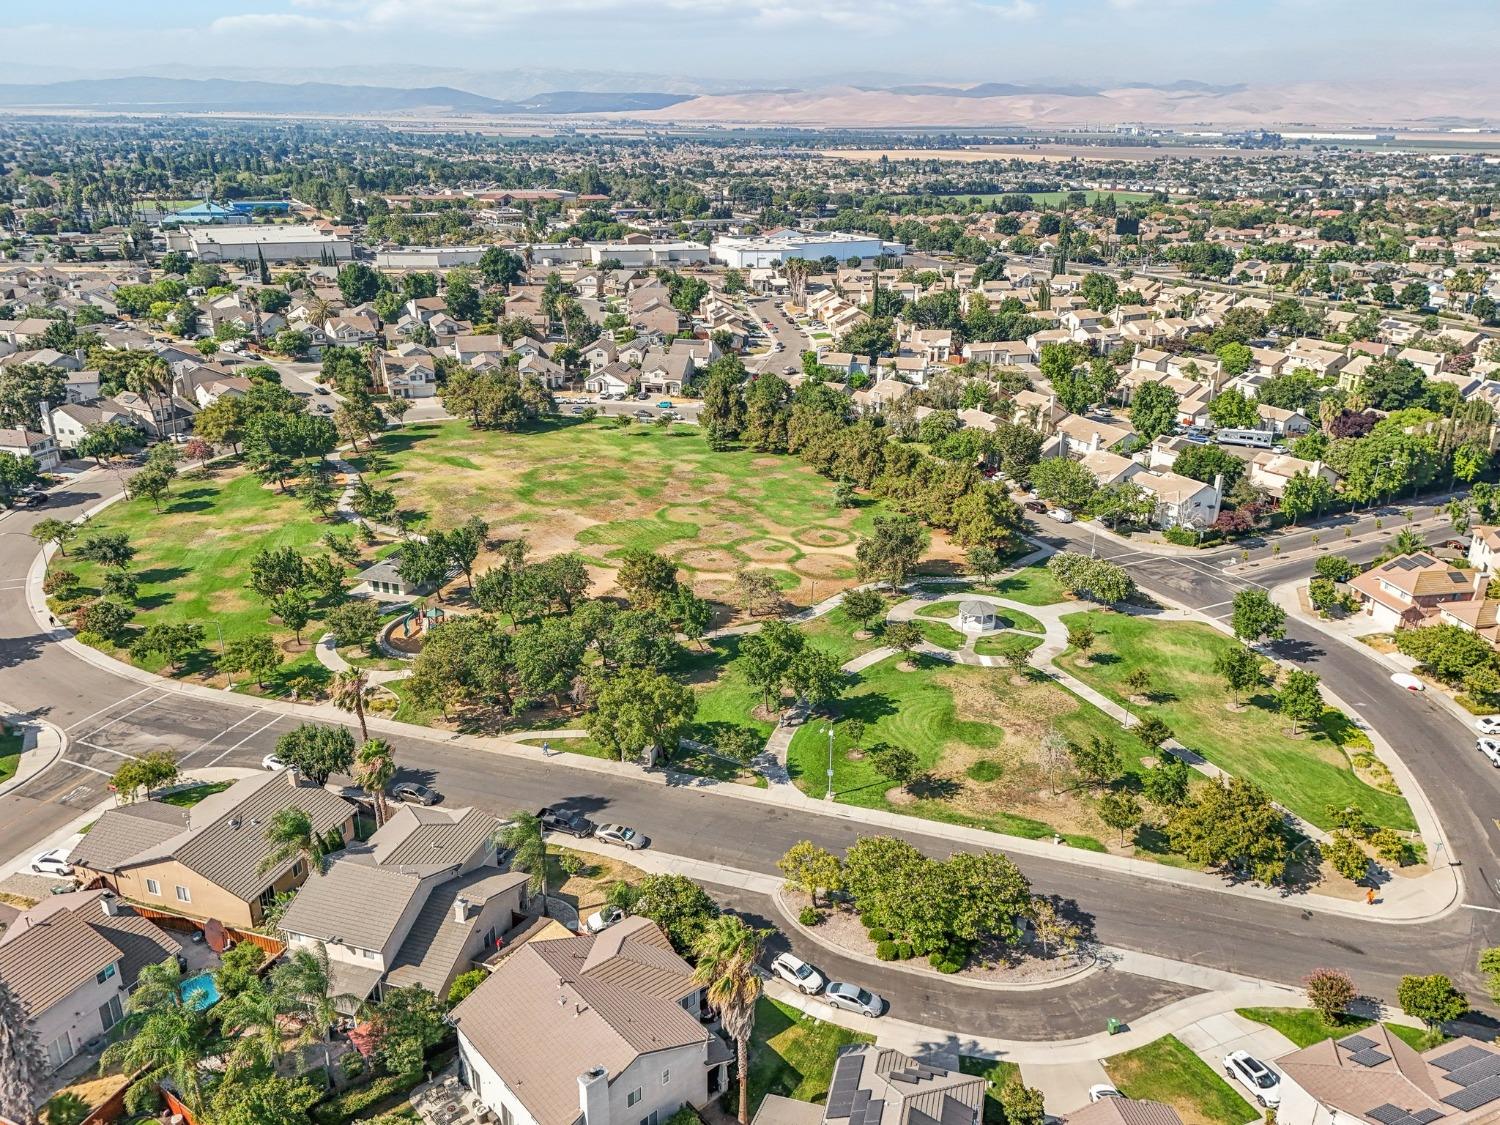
895,942,914,960
43,570,79,596
1162,526,1198,546
311,1074,414,1125
559,853,586,877
929,951,948,968
340,1051,365,1080
868,927,891,943
798,906,822,927
1370,827,1414,866
876,940,898,961
859,911,877,929
937,960,962,974
966,759,1003,782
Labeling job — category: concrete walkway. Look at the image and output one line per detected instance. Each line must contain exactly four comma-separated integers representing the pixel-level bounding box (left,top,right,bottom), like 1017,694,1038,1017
0,714,66,799
313,632,410,687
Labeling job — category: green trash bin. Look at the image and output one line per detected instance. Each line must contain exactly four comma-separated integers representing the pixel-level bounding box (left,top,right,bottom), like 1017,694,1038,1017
1106,1018,1124,1035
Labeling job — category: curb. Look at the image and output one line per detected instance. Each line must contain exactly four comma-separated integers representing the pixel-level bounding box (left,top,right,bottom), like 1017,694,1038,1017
0,717,67,799
771,886,1101,994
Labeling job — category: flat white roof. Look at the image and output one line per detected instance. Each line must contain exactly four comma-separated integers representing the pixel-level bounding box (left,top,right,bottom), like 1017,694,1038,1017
192,225,344,245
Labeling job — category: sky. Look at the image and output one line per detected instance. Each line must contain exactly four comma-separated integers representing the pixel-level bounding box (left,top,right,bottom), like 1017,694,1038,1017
11,0,1500,92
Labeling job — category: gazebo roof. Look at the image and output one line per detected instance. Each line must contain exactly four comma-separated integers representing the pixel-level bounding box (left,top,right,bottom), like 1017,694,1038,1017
958,599,994,617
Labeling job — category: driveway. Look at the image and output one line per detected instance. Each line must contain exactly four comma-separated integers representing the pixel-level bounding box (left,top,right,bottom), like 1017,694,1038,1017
1174,1011,1299,1108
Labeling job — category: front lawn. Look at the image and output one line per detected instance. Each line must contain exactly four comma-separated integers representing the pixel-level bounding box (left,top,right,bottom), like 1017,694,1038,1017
159,781,234,808
1235,1008,1440,1052
786,653,1127,849
746,998,873,1116
1058,612,1415,832
0,727,21,785
959,1057,1022,1125
1103,1035,1251,1125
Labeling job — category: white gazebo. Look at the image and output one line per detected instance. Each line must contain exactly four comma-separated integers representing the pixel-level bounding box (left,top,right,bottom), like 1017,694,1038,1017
957,599,998,633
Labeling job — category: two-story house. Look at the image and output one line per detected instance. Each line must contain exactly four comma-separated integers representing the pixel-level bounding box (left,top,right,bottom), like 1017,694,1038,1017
69,770,355,929
0,889,185,1071
1349,552,1483,632
754,1045,985,1125
452,917,732,1125
278,805,527,1009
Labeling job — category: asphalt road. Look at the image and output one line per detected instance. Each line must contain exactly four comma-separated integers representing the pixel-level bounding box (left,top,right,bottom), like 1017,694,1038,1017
3,476,1499,1023
747,296,812,376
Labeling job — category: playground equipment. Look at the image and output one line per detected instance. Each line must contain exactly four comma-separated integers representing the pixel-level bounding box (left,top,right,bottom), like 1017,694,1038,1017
398,601,446,639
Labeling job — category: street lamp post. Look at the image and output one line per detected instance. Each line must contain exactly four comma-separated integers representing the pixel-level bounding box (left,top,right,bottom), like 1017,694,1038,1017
212,620,232,690
823,724,835,801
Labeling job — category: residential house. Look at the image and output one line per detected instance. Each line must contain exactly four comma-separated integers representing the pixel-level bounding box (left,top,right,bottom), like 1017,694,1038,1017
379,349,439,400
452,917,732,1125
752,1045,984,1125
279,805,528,1010
851,377,913,414
585,363,637,397
1256,404,1312,436
1397,347,1446,378
324,312,381,346
1248,452,1341,498
1051,414,1135,458
1132,469,1222,530
0,889,186,1071
1276,1025,1500,1125
68,770,355,929
49,402,144,451
1468,526,1500,574
1349,552,1483,632
0,428,60,470
638,351,694,395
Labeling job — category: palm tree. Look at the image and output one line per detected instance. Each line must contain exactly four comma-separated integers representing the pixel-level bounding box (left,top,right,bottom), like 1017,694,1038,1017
99,961,215,1115
501,810,549,899
353,738,395,827
0,977,46,1125
259,807,331,880
331,669,371,743
1391,528,1426,557
692,915,768,1125
271,944,353,1075
215,979,287,1075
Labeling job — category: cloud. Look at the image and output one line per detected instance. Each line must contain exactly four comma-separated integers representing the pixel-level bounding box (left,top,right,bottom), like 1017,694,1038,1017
210,12,355,34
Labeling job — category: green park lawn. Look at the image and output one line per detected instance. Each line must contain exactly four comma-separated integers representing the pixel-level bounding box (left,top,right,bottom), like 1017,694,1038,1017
973,633,1043,660
991,567,1070,606
915,619,967,650
746,998,873,1117
46,465,394,692
372,419,890,606
786,652,1126,849
1058,612,1415,833
0,727,21,785
1235,1008,1438,1052
918,599,1045,634
958,1058,1022,1125
1103,1035,1250,1125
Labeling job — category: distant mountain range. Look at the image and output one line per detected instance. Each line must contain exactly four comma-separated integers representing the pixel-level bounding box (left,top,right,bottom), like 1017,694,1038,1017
873,81,1247,99
0,77,689,115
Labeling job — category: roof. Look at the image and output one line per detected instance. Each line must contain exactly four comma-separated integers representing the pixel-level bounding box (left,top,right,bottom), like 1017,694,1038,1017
0,908,120,1017
69,800,187,872
451,917,707,1125
278,863,424,952
366,805,499,874
1065,1099,1184,1125
71,771,352,901
1353,553,1474,599
384,866,529,993
753,1095,831,1125
823,1045,986,1125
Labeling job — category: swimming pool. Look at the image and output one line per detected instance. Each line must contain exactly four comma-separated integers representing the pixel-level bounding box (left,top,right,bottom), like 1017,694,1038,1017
179,972,220,1010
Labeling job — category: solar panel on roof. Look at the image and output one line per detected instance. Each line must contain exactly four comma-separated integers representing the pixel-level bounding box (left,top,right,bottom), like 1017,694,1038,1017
1443,1055,1500,1088
1412,1110,1444,1123
828,1055,863,1118
1340,1035,1378,1052
1350,1048,1393,1068
1367,1104,1411,1125
1434,1046,1494,1073
1443,1073,1500,1112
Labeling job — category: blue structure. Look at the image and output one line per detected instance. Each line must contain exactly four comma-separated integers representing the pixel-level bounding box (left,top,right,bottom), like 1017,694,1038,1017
170,201,244,224
228,199,292,214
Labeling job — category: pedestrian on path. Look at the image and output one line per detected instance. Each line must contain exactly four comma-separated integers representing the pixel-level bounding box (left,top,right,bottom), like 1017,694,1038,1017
1366,887,1376,906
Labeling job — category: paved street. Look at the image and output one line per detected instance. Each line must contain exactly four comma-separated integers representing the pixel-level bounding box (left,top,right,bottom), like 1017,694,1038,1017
3,474,1500,1027
747,296,812,375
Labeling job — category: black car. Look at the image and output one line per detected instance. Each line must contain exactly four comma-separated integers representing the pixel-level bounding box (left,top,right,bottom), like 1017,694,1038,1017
16,492,46,508
537,806,596,837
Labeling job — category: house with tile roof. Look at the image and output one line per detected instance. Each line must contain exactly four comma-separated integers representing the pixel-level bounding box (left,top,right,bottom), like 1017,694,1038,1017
1348,553,1484,633
279,804,527,1010
0,889,186,1071
68,770,354,929
753,1044,985,1125
452,916,731,1125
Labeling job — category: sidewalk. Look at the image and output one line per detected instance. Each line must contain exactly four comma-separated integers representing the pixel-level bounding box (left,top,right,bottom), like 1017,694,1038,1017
0,714,66,799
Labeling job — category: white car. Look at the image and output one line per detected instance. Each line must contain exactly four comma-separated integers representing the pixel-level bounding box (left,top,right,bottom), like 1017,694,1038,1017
1088,1085,1124,1104
1048,508,1075,524
595,823,650,851
1478,738,1500,767
771,952,825,994
261,753,285,771
31,849,73,877
1390,672,1425,692
1477,716,1500,735
824,981,884,1017
1223,1051,1281,1108
585,905,627,934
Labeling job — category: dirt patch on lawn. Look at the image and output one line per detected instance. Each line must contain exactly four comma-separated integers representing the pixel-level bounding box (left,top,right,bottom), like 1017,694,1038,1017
793,525,854,548
739,538,802,564
674,547,745,573
791,553,857,580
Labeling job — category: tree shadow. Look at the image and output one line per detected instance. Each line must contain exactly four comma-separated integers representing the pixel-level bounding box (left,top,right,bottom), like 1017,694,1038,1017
908,774,962,800
163,500,213,514
836,692,898,726
135,566,190,585
1268,636,1325,662
1084,652,1121,666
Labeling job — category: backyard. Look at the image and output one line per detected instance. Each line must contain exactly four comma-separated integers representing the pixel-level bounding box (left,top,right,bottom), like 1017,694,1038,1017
784,651,1132,849
746,998,873,1116
1057,611,1415,833
372,418,902,606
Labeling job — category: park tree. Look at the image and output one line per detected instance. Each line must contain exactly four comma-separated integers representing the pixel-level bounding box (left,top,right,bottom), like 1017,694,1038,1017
1069,735,1122,789
951,483,1022,549
732,567,784,617
130,623,203,672
618,548,680,609
1026,896,1082,958
841,587,886,633
1046,552,1136,604
777,841,844,906
1303,968,1357,1025
75,598,134,640
855,514,929,589
273,722,356,785
77,530,135,569
1134,715,1173,751
585,667,696,762
1397,974,1468,1031
966,545,1002,584
1066,621,1096,663
1212,644,1264,702
326,601,381,654
111,750,179,802
1168,776,1292,884
31,517,76,556
1277,668,1325,734
1323,831,1370,883
1230,588,1287,644
1142,754,1191,807
1097,790,1142,846
1028,457,1098,512
219,634,283,688
871,743,921,790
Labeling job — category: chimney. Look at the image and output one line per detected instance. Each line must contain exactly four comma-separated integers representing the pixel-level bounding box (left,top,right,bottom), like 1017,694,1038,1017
288,767,303,788
452,897,471,924
1476,573,1490,600
1212,473,1225,503
100,892,122,917
579,1067,610,1125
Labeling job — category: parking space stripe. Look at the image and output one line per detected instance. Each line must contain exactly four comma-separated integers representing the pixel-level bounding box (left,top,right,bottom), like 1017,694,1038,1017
74,740,141,760
65,686,154,732
205,716,284,767
60,758,116,777
178,710,267,763
74,692,173,739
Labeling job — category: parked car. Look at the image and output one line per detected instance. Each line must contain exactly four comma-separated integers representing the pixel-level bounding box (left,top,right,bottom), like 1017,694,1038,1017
260,753,285,771
391,781,439,805
1087,1086,1124,1104
1478,738,1500,767
634,410,654,420
657,400,673,409
570,405,586,415
824,981,884,1017
31,849,73,877
1391,672,1425,692
1023,500,1047,514
637,391,651,400
537,806,596,837
585,905,627,934
595,823,650,850
315,385,330,395
1223,1051,1281,1108
771,953,825,994
1047,508,1075,524
1477,716,1500,735
16,492,46,508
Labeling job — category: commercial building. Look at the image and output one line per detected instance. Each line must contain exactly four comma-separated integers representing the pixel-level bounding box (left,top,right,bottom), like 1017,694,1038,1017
165,223,353,263
711,230,902,269
375,246,489,270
